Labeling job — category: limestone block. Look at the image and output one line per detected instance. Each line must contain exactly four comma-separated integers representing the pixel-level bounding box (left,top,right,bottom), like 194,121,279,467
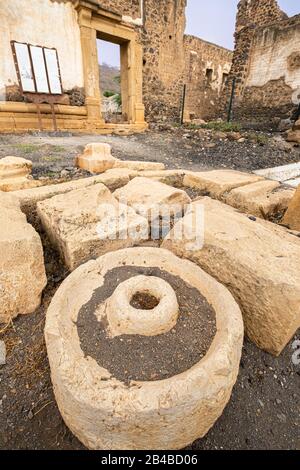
0,156,41,192
0,156,32,178
114,177,191,221
283,184,300,231
37,184,149,271
76,143,117,173
0,192,47,324
162,197,300,356
183,170,263,199
225,180,295,218
14,170,132,226
287,119,300,143
137,169,186,187
45,247,243,450
113,160,165,171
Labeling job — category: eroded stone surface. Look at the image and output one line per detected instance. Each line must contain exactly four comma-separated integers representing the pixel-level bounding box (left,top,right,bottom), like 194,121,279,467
114,160,165,171
0,192,47,324
37,183,149,271
225,180,295,218
76,143,117,173
283,184,300,231
14,170,133,227
163,197,300,356
45,247,243,450
114,177,191,221
184,169,263,199
0,156,32,178
287,120,300,144
0,156,40,192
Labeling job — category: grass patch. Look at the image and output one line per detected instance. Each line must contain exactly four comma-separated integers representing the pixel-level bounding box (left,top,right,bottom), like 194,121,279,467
14,144,40,154
246,132,269,145
41,155,61,162
49,145,65,153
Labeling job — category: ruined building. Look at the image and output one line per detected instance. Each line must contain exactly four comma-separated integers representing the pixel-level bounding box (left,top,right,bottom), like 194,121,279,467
223,0,300,128
0,0,232,133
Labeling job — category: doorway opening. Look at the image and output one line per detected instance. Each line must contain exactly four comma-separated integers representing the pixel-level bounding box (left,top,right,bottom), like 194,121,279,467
97,39,124,123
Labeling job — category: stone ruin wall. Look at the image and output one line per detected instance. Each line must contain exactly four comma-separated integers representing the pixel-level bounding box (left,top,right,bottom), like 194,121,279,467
222,0,300,128
47,0,232,124
141,0,187,123
183,36,232,122
0,0,233,124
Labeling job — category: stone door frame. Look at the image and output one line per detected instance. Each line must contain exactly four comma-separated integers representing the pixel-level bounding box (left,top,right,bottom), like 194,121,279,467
75,1,145,126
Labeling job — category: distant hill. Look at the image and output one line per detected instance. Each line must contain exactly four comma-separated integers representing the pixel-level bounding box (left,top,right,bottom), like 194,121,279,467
99,63,121,96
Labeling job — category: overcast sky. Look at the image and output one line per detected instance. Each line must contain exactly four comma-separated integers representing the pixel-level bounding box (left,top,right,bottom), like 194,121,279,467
186,0,299,50
98,0,300,67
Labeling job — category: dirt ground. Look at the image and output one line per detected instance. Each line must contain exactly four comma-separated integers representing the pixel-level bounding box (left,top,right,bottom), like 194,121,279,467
0,127,299,450
0,125,299,179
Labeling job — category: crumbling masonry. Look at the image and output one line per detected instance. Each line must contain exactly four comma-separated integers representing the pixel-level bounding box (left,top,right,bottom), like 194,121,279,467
222,0,300,128
0,0,232,132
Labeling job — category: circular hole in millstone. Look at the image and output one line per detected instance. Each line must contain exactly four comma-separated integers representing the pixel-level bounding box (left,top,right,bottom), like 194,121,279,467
130,291,160,310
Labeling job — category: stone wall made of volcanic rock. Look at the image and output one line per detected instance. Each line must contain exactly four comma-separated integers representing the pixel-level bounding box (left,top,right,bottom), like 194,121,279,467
183,36,233,122
221,0,300,128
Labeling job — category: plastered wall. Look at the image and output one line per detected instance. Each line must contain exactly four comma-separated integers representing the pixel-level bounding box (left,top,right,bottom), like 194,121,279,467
0,0,84,100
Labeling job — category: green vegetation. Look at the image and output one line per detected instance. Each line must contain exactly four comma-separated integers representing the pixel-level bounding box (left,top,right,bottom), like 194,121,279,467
50,145,65,153
41,155,61,162
113,93,122,108
103,90,116,98
246,132,269,145
14,144,40,154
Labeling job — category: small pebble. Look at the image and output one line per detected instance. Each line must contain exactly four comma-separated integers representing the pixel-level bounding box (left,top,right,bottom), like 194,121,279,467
0,341,6,366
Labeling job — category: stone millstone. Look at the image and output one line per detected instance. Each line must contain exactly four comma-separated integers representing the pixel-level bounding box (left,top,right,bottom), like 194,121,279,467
45,247,243,450
163,197,300,356
0,192,47,324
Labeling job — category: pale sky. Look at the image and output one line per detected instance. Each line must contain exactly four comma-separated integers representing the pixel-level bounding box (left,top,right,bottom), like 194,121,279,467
98,0,300,66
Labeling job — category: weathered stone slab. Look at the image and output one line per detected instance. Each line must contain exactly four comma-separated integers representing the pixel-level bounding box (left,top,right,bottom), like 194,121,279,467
114,177,191,221
14,170,132,226
225,180,295,218
37,184,149,271
283,184,300,231
0,193,47,324
184,169,263,199
163,197,300,356
114,160,165,171
254,161,300,183
76,143,116,173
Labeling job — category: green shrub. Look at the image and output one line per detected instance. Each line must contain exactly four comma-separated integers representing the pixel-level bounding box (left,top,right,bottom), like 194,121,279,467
103,90,116,98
